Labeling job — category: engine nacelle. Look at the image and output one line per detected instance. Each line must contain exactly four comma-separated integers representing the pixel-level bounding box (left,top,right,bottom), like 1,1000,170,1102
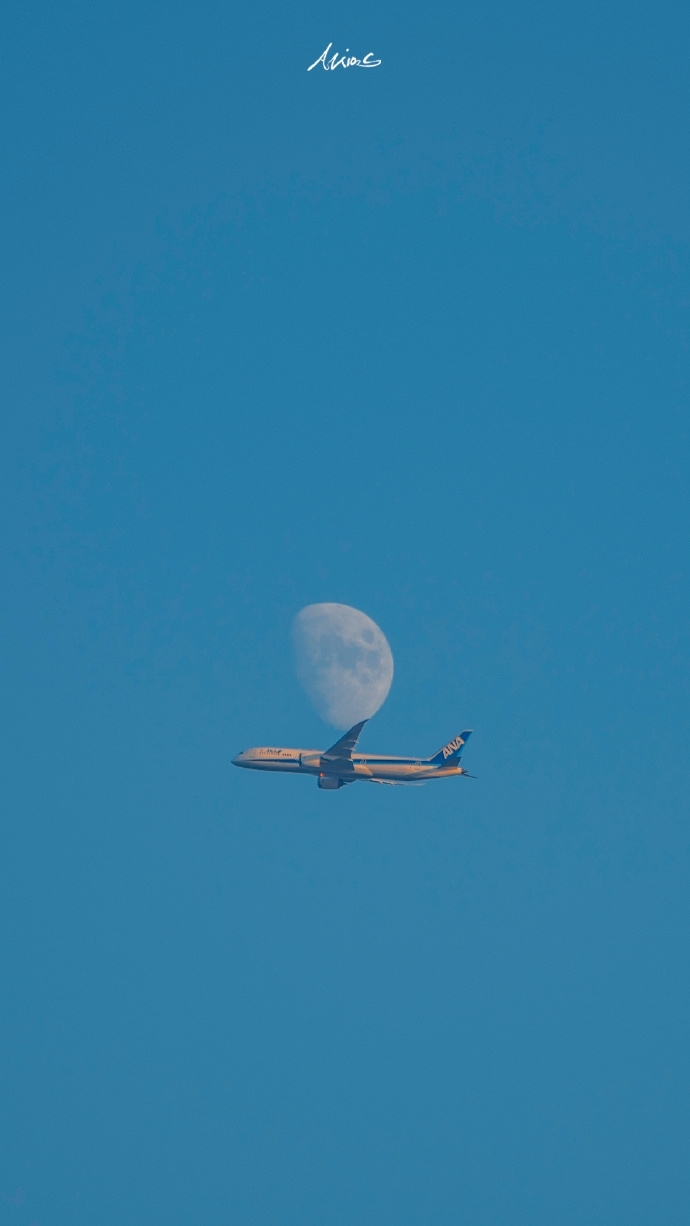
317,774,342,790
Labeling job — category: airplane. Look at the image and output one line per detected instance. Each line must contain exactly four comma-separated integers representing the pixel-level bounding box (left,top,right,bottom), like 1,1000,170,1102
232,721,474,789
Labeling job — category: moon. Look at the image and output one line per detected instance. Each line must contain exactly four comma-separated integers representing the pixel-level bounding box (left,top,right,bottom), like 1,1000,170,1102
292,603,394,729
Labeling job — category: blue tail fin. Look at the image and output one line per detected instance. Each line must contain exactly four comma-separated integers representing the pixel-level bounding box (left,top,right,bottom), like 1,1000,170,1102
429,730,473,765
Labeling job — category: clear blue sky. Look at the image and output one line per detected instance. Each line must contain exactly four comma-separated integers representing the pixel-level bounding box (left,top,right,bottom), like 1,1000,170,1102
1,2,689,1223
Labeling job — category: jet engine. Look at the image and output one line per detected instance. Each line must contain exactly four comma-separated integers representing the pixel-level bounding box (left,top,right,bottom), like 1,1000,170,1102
317,774,343,790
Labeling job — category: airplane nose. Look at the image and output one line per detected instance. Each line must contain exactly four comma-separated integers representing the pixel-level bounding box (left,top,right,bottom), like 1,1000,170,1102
232,753,244,766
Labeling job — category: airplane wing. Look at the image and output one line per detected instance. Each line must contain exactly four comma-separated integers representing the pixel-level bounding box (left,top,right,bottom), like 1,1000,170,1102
321,719,367,775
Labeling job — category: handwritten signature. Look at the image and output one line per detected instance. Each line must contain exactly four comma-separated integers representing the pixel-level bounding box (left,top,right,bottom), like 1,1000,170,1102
308,43,382,71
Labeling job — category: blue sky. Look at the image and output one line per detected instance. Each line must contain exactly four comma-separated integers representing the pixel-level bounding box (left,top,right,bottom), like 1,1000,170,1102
1,2,689,1223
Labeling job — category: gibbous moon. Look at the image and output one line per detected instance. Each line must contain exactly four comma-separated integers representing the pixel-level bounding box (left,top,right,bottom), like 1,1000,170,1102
292,603,394,730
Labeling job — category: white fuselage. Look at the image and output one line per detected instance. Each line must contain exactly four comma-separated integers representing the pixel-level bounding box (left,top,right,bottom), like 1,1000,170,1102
232,746,467,785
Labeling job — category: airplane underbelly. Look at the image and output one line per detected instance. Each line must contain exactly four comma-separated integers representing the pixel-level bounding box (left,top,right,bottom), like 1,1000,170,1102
250,759,301,772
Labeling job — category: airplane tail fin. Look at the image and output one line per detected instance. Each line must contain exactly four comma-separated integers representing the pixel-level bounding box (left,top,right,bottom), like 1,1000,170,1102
428,730,473,765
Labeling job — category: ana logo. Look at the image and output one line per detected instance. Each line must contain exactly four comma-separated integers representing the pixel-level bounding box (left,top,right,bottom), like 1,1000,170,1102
442,736,465,759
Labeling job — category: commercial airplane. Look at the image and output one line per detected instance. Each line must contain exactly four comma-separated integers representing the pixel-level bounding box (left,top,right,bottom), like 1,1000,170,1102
232,720,474,789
